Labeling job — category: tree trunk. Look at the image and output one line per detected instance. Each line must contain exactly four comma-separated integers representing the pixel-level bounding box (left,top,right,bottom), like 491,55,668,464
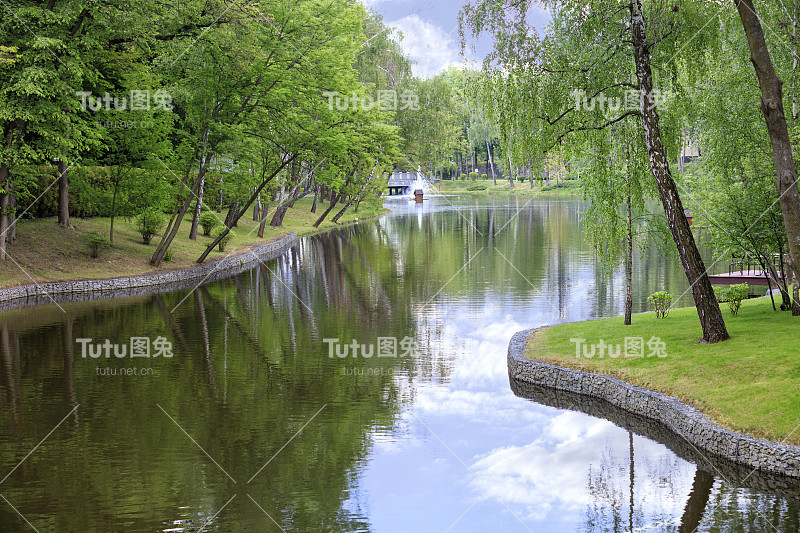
217,174,223,212
8,195,16,244
57,159,71,228
196,156,294,263
678,469,714,533
313,193,343,228
253,196,261,221
332,175,374,224
0,184,8,262
311,185,319,213
258,202,270,238
270,183,302,227
110,179,119,245
486,139,496,185
151,153,210,266
625,145,634,326
735,0,800,315
189,174,204,240
631,0,729,342
224,201,239,228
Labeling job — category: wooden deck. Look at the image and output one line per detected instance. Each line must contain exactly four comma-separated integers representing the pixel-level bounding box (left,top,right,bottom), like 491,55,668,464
708,270,777,286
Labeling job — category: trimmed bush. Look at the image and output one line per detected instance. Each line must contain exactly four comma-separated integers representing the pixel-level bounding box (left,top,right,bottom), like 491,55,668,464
135,207,164,245
480,173,488,180
199,211,219,236
83,231,110,258
647,291,673,319
213,225,233,252
466,184,488,191
459,173,467,180
717,283,749,316
469,171,479,180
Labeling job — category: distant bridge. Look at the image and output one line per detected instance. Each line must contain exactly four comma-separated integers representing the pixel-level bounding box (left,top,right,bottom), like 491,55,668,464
387,172,417,196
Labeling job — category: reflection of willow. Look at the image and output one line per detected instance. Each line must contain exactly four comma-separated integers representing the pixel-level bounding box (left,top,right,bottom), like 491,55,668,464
693,479,800,532
581,435,713,532
514,380,800,532
583,436,645,532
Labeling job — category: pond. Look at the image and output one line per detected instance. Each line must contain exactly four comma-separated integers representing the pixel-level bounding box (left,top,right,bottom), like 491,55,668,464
0,195,797,532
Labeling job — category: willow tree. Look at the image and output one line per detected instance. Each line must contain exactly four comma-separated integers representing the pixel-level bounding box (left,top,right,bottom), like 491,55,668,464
580,122,663,325
460,0,730,342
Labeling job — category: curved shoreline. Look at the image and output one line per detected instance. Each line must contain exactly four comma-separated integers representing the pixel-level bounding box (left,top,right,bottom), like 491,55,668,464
508,326,800,479
0,233,298,311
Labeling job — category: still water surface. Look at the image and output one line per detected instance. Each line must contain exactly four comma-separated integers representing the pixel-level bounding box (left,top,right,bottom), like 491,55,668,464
0,195,797,532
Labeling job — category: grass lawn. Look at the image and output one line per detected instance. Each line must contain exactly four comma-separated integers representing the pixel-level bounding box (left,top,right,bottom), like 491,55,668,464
435,179,583,196
1,196,387,289
525,296,800,444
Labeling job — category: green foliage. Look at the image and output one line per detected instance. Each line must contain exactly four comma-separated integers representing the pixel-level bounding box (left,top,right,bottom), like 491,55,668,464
163,248,174,262
469,171,479,180
716,284,750,316
647,291,673,319
466,184,487,191
480,173,488,179
459,174,467,180
83,231,110,258
135,208,164,245
199,211,219,236
213,226,233,252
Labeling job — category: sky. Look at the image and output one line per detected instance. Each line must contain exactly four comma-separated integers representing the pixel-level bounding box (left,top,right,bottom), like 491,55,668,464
362,0,552,78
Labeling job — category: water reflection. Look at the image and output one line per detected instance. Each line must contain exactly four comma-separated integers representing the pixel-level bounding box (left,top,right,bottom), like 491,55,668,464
0,196,795,532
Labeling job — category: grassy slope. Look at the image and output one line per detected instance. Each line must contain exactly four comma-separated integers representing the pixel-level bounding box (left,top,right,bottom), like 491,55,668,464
526,296,800,444
435,179,582,196
1,196,386,288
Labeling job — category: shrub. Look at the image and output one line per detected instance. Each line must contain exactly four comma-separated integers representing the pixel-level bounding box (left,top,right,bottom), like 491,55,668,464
83,231,110,258
469,171,479,180
199,211,218,236
713,286,727,303
459,173,467,181
720,283,749,316
136,207,164,245
647,291,673,319
213,225,233,252
466,184,488,191
163,248,174,262
480,173,488,180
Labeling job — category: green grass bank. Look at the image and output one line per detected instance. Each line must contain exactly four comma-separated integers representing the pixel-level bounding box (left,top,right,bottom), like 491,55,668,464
434,179,582,196
525,296,800,444
1,197,386,289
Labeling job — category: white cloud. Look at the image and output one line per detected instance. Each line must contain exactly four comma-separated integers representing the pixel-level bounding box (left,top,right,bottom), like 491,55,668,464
388,15,460,78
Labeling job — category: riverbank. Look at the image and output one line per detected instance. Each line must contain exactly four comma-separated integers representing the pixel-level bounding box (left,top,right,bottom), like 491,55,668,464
0,196,387,291
509,296,800,476
433,179,582,196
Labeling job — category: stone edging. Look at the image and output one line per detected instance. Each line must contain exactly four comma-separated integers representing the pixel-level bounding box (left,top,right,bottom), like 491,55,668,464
0,233,298,311
508,326,800,478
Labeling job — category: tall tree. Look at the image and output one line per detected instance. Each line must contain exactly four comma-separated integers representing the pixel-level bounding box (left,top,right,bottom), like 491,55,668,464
734,0,800,315
460,0,730,342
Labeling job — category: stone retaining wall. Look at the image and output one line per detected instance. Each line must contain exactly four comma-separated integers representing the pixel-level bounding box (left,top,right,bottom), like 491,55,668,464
0,233,298,311
508,327,800,479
